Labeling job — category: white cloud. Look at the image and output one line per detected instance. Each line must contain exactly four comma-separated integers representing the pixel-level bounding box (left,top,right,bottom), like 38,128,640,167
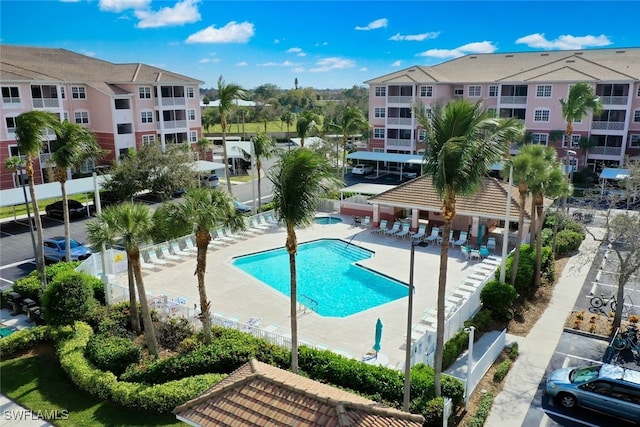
236,61,248,67
359,67,368,72
309,57,355,72
81,50,96,57
198,57,220,64
287,47,302,53
355,18,387,31
315,41,328,47
391,60,402,67
389,32,440,42
293,67,305,73
259,61,294,67
186,21,255,43
99,0,151,13
516,33,612,50
417,41,497,59
135,0,201,28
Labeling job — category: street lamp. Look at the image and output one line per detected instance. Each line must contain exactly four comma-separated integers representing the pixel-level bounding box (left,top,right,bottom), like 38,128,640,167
563,149,577,211
404,239,428,411
18,167,37,260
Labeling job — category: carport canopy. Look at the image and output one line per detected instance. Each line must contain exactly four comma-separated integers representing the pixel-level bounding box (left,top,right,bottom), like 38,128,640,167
346,152,424,177
340,183,396,196
599,168,630,180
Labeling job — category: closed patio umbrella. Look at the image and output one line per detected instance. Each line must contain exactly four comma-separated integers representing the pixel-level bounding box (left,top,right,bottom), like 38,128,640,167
373,318,383,355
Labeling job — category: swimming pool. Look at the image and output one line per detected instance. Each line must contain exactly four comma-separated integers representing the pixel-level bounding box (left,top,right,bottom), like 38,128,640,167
314,216,343,225
232,239,408,317
0,325,15,338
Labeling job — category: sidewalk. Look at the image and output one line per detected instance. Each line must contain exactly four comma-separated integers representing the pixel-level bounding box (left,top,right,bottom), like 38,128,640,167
484,228,604,426
0,395,54,427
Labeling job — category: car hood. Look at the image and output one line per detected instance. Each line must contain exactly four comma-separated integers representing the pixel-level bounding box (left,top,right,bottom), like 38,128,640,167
69,246,92,256
547,367,572,385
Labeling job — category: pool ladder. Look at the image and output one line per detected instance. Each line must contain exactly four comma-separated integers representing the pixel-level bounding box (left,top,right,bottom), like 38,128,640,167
298,294,318,313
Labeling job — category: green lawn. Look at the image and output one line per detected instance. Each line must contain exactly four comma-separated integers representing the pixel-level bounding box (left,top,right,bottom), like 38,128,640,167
0,351,183,427
0,194,89,220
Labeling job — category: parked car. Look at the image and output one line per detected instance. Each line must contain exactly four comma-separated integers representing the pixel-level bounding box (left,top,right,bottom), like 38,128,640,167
234,200,252,215
43,236,92,263
201,173,220,188
545,363,640,422
45,200,86,219
352,164,374,175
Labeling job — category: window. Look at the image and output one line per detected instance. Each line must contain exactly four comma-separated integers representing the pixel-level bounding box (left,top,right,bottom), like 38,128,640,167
1,86,20,103
373,128,385,139
420,86,433,97
74,111,89,124
487,107,497,118
142,134,156,145
418,129,426,141
634,110,640,122
563,134,581,147
630,135,640,148
60,87,65,99
374,107,385,118
468,86,481,97
637,85,640,97
71,86,86,99
5,116,17,131
141,111,153,124
186,87,195,98
531,133,548,145
454,88,464,96
489,85,498,97
117,123,133,134
375,86,386,97
114,99,130,110
534,109,550,122
139,87,152,99
189,131,197,142
536,85,552,97
188,109,196,121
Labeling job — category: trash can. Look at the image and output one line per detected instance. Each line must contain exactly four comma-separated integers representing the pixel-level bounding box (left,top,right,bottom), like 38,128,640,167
21,298,36,314
27,306,41,323
7,292,22,315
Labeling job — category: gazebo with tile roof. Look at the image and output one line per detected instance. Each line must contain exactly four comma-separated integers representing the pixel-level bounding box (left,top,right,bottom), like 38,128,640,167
174,359,424,427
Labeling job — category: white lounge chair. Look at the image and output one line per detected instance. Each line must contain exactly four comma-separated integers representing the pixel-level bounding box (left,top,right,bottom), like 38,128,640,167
437,229,454,245
487,237,497,252
452,231,468,248
251,217,270,231
216,229,236,243
258,215,278,230
384,221,401,236
395,223,411,239
140,255,160,271
361,216,371,227
371,219,388,234
425,227,440,243
224,228,244,240
160,245,183,262
411,224,427,241
181,236,199,252
264,213,280,227
171,240,192,257
146,249,171,266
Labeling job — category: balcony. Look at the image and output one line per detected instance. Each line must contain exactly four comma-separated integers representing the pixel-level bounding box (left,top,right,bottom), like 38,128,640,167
2,97,21,107
386,138,412,148
159,97,186,107
387,117,412,126
387,96,413,104
163,120,188,130
32,98,60,108
591,121,625,131
589,146,623,156
499,96,527,105
598,95,628,106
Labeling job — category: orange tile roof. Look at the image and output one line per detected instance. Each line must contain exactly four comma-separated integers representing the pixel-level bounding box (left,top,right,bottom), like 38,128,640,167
369,175,554,222
174,359,424,427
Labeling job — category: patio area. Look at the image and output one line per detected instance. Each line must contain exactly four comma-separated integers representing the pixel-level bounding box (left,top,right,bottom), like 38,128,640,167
110,214,505,369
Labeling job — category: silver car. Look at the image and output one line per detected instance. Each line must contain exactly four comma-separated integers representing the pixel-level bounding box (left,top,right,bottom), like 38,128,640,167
545,364,640,422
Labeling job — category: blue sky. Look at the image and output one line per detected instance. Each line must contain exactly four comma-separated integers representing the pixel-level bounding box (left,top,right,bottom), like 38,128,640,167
2,1,639,90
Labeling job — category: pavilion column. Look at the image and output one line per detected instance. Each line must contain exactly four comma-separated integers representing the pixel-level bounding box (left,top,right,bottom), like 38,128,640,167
411,208,419,232
372,204,380,227
471,216,480,246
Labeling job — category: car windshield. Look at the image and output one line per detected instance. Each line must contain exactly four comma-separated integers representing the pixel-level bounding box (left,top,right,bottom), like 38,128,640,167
569,365,601,383
69,240,81,248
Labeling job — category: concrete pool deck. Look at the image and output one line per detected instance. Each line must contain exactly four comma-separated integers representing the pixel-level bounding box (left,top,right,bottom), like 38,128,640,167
122,214,501,368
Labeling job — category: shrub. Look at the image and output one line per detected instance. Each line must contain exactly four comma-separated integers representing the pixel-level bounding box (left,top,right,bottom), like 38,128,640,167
421,397,444,426
258,201,275,212
442,330,469,370
0,326,55,357
554,230,583,256
11,275,43,304
480,280,517,320
156,317,194,350
466,392,494,427
508,343,519,360
42,271,95,326
464,309,493,333
86,301,141,337
499,244,535,296
86,334,142,376
493,358,512,382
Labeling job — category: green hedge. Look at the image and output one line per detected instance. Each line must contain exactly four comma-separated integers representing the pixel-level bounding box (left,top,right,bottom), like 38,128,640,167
493,359,512,382
466,392,494,427
554,230,583,257
480,281,517,321
86,334,142,376
57,322,225,413
0,326,55,357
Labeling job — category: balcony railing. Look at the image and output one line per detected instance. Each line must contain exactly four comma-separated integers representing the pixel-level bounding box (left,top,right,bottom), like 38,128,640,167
598,95,628,105
499,96,527,105
387,96,413,104
2,97,21,106
163,120,188,130
589,146,623,156
387,117,412,126
591,121,625,131
386,138,412,148
159,97,186,107
32,98,60,108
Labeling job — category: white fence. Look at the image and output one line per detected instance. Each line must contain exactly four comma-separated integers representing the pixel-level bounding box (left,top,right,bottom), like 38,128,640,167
460,329,506,404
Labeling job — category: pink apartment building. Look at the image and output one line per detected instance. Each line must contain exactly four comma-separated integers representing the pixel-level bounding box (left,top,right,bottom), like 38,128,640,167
0,45,204,190
365,48,640,172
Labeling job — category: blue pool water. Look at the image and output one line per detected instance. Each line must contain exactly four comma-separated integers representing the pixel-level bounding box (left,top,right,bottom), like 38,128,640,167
0,325,15,338
314,216,343,225
232,239,408,317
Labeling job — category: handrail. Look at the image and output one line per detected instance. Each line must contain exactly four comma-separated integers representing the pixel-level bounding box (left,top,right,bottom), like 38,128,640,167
299,293,318,313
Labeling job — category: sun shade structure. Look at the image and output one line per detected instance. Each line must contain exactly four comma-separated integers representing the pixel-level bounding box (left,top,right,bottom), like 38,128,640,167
173,359,424,427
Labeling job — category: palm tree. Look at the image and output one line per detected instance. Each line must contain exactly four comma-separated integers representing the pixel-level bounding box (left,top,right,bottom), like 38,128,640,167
335,106,368,176
247,132,277,208
281,111,295,134
164,188,246,344
15,111,59,288
217,75,247,194
51,120,102,262
295,111,319,148
559,82,602,159
86,203,158,356
414,99,523,396
195,137,212,161
267,148,341,373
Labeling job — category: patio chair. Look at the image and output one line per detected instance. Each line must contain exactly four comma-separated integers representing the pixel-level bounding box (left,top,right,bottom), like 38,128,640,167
384,221,401,236
224,228,245,240
160,244,183,262
171,240,192,257
487,237,497,252
460,245,471,260
140,253,161,271
411,224,427,241
258,215,278,230
452,231,468,248
425,227,440,243
469,248,481,261
216,229,236,243
395,223,411,239
146,249,171,266
181,236,199,252
251,217,270,231
361,216,371,227
438,229,454,245
264,213,280,227
371,219,388,234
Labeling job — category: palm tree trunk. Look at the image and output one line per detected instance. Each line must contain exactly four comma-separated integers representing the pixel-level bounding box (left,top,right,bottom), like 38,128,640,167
127,262,140,333
256,159,262,209
510,189,527,286
195,230,213,344
222,119,233,195
26,155,47,289
58,170,72,262
129,248,159,357
286,223,299,373
534,201,544,288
